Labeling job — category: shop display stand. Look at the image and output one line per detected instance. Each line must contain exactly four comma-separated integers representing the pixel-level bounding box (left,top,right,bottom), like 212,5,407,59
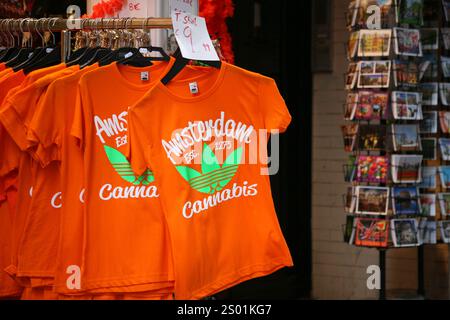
342,0,450,300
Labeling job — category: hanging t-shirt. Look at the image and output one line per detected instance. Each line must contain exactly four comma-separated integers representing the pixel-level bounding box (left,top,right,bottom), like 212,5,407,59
127,62,293,299
0,66,79,284
0,191,22,298
70,61,179,292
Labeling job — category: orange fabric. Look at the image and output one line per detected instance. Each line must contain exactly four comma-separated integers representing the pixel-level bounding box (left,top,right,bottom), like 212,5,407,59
20,286,59,300
0,68,13,79
0,66,78,285
0,194,22,298
0,70,26,104
127,62,293,299
69,61,180,292
0,63,6,71
27,64,98,295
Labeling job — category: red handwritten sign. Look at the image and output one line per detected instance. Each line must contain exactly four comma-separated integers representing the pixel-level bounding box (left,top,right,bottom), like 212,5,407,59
171,11,219,61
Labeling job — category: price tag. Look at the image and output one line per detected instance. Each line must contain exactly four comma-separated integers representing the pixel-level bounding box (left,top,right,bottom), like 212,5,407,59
169,0,198,15
171,11,219,61
118,0,148,18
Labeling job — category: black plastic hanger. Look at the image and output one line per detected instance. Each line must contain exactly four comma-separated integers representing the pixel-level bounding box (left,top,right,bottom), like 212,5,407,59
137,46,170,62
67,47,88,63
161,48,221,85
5,19,35,67
23,45,61,74
80,47,112,68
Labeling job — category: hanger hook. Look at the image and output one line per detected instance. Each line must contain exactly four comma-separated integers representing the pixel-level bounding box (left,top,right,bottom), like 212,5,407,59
35,18,44,47
7,19,15,47
49,18,58,46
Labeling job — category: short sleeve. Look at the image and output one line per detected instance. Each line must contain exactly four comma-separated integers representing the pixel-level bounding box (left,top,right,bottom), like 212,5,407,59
0,124,21,177
70,83,86,150
27,82,61,167
0,84,41,151
126,107,152,177
258,76,291,133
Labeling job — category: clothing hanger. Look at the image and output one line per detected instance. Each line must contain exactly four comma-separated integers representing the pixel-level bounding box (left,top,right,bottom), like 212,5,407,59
0,19,20,62
13,18,50,71
23,18,62,74
67,30,89,62
6,19,34,68
160,47,222,85
98,18,151,67
0,20,12,59
134,18,170,62
80,18,112,68
67,19,105,67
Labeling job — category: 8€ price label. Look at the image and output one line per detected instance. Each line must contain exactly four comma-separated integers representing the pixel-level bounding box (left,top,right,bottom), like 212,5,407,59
171,11,220,62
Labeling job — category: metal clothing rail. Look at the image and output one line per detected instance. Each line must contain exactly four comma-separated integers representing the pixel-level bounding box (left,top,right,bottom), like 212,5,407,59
0,17,174,31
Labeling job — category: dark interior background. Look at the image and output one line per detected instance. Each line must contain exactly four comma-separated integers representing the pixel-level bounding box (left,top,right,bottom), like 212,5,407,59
1,0,313,299
217,0,313,299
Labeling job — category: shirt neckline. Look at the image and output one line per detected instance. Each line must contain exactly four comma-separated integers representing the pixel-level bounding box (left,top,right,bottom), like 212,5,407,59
155,62,228,103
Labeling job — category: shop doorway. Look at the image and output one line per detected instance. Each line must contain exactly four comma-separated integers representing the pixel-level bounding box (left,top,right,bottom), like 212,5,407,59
217,0,313,299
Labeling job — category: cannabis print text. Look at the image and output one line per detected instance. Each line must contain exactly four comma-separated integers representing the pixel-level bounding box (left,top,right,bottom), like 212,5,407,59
162,111,281,176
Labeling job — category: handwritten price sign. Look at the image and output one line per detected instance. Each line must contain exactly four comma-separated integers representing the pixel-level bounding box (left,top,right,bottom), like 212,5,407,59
171,11,219,61
118,0,148,18
169,0,198,15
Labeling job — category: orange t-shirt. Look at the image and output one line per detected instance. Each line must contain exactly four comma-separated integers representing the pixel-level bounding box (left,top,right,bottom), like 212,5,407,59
0,68,13,79
27,64,98,295
0,66,78,283
0,62,6,71
0,192,22,298
70,61,181,292
127,62,294,299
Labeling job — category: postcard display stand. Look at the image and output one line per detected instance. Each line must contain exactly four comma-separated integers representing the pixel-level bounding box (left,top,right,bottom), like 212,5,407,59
343,0,450,299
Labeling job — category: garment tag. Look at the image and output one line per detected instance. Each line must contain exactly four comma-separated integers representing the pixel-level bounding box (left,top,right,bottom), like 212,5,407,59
141,71,149,81
171,11,219,61
169,0,199,14
139,48,149,55
28,52,34,58
189,82,199,94
124,52,133,59
46,48,54,53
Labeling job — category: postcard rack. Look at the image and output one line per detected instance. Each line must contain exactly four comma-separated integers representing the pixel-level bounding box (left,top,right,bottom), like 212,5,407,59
343,0,450,300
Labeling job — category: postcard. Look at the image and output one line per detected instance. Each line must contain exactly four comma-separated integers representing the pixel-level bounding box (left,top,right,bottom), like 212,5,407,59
421,138,436,161
420,194,436,216
439,193,450,217
394,27,423,57
357,60,391,88
439,166,450,189
341,124,359,152
356,155,389,183
355,218,389,247
439,138,450,161
442,28,450,49
392,187,421,215
344,155,357,182
358,29,392,57
354,91,389,120
392,124,421,152
344,215,356,244
391,154,423,184
439,111,450,133
358,125,386,150
394,60,419,87
420,111,438,133
344,92,358,120
391,218,420,247
418,167,437,190
420,54,438,80
392,91,423,120
345,187,356,213
419,220,437,244
346,62,359,90
441,56,450,78
420,28,439,50
347,0,360,29
439,220,450,243
444,0,450,22
356,186,390,215
348,31,359,60
439,83,450,106
357,0,393,28
419,82,438,105
396,0,424,26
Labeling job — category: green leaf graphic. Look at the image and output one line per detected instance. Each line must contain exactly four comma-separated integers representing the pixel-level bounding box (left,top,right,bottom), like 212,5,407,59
176,166,202,181
104,145,153,185
223,147,243,167
201,143,221,174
